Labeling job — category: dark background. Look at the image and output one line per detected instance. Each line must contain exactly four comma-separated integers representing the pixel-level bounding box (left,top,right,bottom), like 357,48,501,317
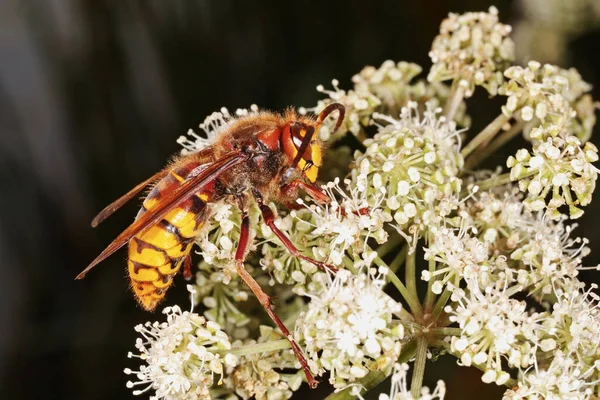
1,0,600,399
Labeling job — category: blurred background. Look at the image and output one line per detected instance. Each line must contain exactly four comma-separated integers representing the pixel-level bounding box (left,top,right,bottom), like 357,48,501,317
1,0,600,399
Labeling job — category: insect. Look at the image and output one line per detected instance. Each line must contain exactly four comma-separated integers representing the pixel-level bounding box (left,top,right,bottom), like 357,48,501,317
76,103,345,388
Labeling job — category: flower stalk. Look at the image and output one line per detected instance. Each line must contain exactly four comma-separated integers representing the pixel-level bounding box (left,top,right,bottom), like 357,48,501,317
410,336,429,397
461,113,510,158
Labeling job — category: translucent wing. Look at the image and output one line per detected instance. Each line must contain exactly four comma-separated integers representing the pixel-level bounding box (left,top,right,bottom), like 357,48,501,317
91,170,170,227
76,152,246,279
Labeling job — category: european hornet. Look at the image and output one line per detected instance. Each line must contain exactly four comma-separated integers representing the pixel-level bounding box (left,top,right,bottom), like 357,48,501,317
76,103,345,388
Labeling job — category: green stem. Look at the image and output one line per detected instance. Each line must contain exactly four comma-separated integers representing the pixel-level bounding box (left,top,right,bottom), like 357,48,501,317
385,263,423,317
370,247,422,317
431,276,460,321
431,327,462,337
389,245,407,273
464,120,524,170
472,169,538,194
444,79,465,122
325,370,388,400
410,337,428,397
405,248,419,309
376,233,403,259
221,338,291,357
424,233,437,312
461,114,510,158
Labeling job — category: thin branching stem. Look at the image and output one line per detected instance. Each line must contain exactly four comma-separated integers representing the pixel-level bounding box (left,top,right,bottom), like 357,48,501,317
431,327,462,337
424,232,437,312
431,275,460,321
380,258,423,317
410,337,428,397
461,113,510,158
405,248,419,310
445,79,465,122
464,120,525,169
389,244,408,273
221,338,291,357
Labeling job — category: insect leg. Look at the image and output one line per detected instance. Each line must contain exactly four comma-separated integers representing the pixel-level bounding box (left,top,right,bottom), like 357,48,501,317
182,255,192,281
281,180,331,204
258,202,338,274
234,211,319,388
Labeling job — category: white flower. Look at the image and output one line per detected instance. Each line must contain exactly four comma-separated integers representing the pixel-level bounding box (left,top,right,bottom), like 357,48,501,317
193,268,252,338
428,6,514,96
295,269,403,388
301,79,381,142
223,326,304,400
504,351,596,400
544,285,600,361
302,178,390,264
507,134,599,219
447,277,541,376
125,286,237,400
351,60,471,126
351,101,463,250
352,60,424,118
423,220,490,292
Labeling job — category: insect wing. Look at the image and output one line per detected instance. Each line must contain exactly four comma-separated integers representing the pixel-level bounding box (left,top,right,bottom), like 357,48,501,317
76,152,246,279
91,169,170,227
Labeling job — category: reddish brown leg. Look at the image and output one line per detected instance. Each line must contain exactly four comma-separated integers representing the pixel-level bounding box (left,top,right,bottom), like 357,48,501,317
281,180,331,204
259,203,337,274
182,254,192,280
235,212,319,388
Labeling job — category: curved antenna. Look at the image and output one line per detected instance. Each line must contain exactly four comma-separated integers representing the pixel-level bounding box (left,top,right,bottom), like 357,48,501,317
315,102,345,135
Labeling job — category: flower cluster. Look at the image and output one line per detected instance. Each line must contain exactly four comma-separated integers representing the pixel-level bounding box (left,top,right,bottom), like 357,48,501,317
428,6,514,97
422,221,491,295
351,101,463,250
125,286,237,399
507,135,599,219
295,269,403,388
224,326,304,400
460,184,593,299
447,277,540,384
501,286,600,399
306,60,471,143
499,62,597,141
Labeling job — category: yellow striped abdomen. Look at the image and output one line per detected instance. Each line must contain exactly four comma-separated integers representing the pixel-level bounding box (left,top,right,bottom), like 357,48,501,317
128,165,211,311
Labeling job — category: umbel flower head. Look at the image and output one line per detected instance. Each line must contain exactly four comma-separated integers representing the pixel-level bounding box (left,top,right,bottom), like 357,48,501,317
301,79,382,142
124,286,237,400
447,275,542,385
224,326,304,400
499,61,598,142
258,178,390,294
507,133,599,219
295,268,403,388
352,60,472,127
428,6,515,97
459,184,592,300
350,101,463,250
